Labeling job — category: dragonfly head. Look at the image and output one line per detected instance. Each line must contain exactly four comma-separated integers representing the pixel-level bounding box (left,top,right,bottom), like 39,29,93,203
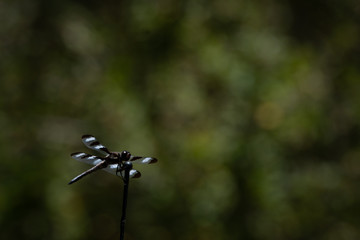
120,150,131,160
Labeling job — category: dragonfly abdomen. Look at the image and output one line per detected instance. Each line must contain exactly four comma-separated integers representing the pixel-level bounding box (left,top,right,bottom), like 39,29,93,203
68,161,106,185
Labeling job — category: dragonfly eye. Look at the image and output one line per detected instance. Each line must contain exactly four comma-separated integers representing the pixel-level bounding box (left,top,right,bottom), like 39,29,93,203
121,150,131,160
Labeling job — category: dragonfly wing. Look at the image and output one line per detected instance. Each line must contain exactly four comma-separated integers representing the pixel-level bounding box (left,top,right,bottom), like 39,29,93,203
129,169,141,178
102,164,141,178
71,152,104,165
81,135,111,155
129,156,158,164
102,164,118,176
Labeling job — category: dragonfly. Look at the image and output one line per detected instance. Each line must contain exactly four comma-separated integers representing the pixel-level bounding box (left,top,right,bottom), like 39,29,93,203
68,135,158,184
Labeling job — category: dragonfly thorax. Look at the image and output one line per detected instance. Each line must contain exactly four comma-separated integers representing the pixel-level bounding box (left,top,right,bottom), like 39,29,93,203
108,152,120,160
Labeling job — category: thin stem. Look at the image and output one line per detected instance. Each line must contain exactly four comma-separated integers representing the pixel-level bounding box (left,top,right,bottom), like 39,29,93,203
120,165,130,240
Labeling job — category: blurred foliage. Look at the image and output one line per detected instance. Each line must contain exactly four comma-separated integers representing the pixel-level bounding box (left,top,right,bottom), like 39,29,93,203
1,0,360,239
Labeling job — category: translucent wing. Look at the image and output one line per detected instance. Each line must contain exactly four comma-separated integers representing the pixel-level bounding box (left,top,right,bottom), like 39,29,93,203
129,156,158,164
81,135,111,155
103,164,141,178
128,169,141,178
71,152,104,166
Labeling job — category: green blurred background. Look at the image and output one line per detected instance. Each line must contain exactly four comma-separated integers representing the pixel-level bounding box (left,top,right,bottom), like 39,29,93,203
1,0,360,239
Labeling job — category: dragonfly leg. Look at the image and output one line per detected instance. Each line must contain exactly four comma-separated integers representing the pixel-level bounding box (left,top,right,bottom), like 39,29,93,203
116,163,124,179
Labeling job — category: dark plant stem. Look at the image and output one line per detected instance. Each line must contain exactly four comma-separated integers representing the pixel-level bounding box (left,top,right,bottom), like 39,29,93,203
120,163,131,240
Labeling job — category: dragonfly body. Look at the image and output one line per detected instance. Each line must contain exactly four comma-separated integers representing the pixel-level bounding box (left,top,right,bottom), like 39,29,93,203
69,135,157,184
